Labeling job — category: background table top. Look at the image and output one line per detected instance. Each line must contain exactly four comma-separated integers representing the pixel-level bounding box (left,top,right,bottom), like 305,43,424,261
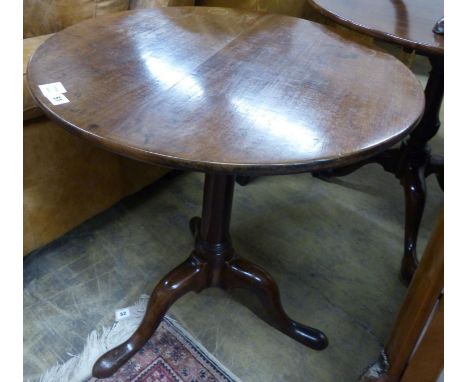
308,0,444,56
28,7,424,175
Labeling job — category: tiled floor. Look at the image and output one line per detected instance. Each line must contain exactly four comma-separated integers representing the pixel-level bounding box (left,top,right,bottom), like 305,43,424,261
24,57,443,381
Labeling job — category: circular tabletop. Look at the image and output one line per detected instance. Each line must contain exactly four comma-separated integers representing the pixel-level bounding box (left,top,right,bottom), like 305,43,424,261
28,7,424,176
308,0,444,56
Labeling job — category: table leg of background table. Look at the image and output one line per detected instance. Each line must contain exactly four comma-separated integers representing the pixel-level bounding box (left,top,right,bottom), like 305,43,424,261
425,154,444,190
399,55,444,284
311,56,443,285
400,145,427,285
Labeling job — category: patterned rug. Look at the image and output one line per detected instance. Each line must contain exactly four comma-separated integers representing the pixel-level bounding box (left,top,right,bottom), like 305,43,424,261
88,318,239,382
38,296,239,382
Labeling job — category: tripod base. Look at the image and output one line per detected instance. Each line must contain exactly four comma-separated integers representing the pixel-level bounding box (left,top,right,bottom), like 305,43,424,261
92,175,327,379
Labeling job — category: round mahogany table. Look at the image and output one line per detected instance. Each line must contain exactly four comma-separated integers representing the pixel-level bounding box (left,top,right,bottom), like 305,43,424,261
308,0,444,284
28,7,424,378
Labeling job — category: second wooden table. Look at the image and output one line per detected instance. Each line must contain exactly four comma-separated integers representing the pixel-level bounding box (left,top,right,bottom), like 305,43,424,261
309,0,444,284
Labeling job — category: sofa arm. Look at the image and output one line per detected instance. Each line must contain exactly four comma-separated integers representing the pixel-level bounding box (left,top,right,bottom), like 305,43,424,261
24,116,169,255
23,34,55,121
129,0,194,9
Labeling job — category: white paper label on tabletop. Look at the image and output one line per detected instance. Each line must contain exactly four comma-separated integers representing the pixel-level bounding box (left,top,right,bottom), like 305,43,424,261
46,93,70,105
38,82,70,105
38,82,67,97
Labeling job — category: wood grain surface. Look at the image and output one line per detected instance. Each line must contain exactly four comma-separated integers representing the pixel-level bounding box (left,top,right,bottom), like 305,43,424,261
308,0,444,56
28,7,424,175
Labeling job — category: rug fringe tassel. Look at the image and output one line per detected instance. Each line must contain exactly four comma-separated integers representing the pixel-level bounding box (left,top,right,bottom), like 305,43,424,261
38,295,150,382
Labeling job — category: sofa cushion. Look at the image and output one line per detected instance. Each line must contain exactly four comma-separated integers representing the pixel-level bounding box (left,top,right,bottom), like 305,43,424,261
23,34,54,121
197,0,310,17
24,0,130,38
130,0,194,8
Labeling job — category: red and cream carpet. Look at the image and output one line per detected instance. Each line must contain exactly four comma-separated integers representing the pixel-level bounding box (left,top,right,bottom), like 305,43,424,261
38,296,239,382
88,318,239,382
